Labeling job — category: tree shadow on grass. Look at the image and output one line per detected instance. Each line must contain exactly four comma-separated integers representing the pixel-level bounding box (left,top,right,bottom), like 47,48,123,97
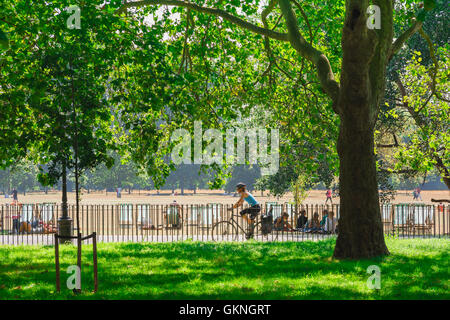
0,240,448,299
97,241,449,299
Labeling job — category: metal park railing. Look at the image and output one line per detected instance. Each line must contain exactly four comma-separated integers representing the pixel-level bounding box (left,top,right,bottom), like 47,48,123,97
0,203,448,245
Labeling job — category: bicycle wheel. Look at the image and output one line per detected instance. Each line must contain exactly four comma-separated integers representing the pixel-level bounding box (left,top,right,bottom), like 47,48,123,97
211,221,239,242
254,221,278,241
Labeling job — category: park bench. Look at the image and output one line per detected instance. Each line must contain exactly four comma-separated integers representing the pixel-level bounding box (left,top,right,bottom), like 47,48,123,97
164,205,183,229
184,205,200,226
392,204,414,234
137,204,162,230
391,204,435,235
381,204,394,234
188,204,220,230
410,217,434,235
119,204,134,229
408,205,435,235
203,203,221,228
265,202,282,220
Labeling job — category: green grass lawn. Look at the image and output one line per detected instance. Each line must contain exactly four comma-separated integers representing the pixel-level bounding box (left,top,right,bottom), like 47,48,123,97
0,238,448,300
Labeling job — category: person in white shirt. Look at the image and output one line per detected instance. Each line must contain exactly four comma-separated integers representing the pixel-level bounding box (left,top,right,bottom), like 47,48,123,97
324,211,338,233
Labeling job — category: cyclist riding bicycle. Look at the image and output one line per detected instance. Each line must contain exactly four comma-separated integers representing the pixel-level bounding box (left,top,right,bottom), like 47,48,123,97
228,183,261,239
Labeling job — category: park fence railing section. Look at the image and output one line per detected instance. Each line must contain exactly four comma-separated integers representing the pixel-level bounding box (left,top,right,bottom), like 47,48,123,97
0,202,448,245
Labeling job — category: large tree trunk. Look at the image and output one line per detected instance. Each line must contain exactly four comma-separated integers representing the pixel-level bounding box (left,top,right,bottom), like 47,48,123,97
334,116,389,259
333,4,391,259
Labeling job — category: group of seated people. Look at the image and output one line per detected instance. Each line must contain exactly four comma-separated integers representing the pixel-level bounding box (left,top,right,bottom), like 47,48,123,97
4,207,57,234
273,209,338,234
17,219,56,234
6,218,57,234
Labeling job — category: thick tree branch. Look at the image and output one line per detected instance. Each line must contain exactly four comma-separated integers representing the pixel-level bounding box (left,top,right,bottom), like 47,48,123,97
377,143,396,148
116,0,289,41
271,13,283,31
290,0,312,44
278,0,339,107
379,168,417,174
376,133,399,148
396,77,450,190
395,76,427,127
262,0,277,32
433,154,450,189
179,9,193,73
261,0,277,85
261,1,294,82
431,199,450,203
388,19,423,62
118,1,340,106
417,27,448,108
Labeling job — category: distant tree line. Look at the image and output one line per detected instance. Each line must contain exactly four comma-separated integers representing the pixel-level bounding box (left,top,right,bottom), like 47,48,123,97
0,155,446,197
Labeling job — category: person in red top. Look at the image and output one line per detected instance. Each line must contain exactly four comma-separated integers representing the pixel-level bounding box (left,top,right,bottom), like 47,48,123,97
325,189,332,204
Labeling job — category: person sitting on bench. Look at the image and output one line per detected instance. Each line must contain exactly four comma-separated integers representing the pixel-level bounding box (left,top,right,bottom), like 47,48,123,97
296,210,308,229
274,212,293,231
323,211,338,234
304,212,322,233
320,209,329,228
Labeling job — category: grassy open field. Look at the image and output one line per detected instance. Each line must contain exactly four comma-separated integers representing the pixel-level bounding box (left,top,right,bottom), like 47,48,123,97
1,189,449,205
0,238,448,300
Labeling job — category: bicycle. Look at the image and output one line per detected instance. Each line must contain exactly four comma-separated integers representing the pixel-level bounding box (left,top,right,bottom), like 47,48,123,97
211,207,278,241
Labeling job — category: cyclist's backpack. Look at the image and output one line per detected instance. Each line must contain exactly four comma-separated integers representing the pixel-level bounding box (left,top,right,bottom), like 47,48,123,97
261,207,274,235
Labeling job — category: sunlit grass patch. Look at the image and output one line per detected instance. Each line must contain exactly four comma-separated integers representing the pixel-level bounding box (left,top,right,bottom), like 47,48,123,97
0,238,448,300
